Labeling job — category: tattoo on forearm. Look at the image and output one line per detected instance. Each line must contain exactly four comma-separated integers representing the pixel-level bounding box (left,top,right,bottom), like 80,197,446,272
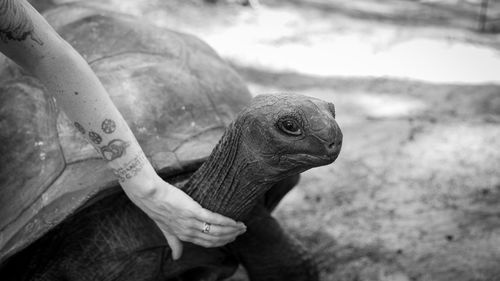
89,131,102,144
101,119,116,134
74,122,85,134
112,153,146,182
100,139,130,161
0,0,43,45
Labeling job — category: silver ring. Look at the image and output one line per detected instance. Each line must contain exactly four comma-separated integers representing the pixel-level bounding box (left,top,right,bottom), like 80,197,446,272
202,222,211,234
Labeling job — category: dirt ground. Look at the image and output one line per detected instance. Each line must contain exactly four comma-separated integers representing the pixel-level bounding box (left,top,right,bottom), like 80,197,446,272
36,0,500,280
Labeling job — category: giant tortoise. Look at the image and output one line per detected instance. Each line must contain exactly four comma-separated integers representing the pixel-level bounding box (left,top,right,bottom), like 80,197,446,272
0,5,342,281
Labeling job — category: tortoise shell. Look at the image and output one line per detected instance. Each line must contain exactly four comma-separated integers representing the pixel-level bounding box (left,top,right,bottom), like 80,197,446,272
0,6,251,263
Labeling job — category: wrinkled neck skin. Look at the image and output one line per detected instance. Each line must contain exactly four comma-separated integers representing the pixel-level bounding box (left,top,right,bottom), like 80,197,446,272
182,120,289,221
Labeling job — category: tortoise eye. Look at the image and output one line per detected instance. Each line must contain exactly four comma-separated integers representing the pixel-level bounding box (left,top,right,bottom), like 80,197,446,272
278,119,302,136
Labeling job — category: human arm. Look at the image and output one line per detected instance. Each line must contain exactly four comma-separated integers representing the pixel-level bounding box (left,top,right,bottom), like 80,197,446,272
0,0,245,259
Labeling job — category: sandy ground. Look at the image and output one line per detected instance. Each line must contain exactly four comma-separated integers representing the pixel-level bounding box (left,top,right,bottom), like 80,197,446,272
35,0,500,280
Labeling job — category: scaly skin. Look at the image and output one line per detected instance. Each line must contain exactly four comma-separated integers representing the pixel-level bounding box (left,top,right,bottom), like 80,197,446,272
1,94,342,281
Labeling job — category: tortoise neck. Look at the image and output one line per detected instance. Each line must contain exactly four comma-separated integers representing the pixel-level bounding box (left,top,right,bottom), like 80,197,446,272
182,122,273,221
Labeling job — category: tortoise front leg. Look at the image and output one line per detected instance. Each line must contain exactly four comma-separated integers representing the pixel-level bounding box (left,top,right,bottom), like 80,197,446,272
229,204,319,281
225,174,318,281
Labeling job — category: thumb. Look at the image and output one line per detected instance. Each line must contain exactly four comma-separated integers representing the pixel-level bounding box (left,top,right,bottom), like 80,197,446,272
163,231,183,260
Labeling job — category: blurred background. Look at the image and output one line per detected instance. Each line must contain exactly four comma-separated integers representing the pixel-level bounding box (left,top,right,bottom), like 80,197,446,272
29,0,500,280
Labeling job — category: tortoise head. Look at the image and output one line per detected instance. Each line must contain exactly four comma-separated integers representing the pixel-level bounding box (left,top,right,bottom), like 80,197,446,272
237,94,342,180
183,93,342,219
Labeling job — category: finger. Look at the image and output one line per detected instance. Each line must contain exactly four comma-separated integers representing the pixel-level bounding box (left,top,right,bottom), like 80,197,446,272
163,231,183,260
181,225,242,247
197,208,246,230
197,232,240,246
184,235,234,248
191,220,246,237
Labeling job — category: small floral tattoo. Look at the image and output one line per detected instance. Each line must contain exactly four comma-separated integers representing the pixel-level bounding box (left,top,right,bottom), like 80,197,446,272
101,119,116,134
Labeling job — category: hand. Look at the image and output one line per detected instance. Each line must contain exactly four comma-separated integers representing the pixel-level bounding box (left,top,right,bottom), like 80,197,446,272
120,170,247,260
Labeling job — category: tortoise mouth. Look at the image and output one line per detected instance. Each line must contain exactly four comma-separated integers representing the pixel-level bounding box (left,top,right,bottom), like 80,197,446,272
326,150,341,162
317,151,340,165
284,150,340,168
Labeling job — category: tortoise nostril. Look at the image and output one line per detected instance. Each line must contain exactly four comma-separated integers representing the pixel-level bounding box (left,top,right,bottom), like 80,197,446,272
328,137,342,149
328,140,339,148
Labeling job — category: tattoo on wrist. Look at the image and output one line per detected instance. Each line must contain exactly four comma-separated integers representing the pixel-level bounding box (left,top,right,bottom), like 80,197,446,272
100,139,130,161
112,154,146,182
89,131,102,144
74,122,85,135
101,119,116,134
0,0,43,45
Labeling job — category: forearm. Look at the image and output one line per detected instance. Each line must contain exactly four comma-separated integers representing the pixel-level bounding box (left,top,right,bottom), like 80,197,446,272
0,0,156,194
37,51,158,191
